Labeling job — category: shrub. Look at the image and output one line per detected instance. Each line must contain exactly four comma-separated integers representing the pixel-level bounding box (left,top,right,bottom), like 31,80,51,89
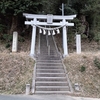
94,32,100,43
2,34,13,42
94,58,100,69
5,43,11,48
0,24,6,33
18,36,25,42
80,65,86,72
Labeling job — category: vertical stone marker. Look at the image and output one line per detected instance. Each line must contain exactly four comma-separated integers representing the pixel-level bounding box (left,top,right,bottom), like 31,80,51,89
26,84,30,95
12,31,18,52
76,34,81,54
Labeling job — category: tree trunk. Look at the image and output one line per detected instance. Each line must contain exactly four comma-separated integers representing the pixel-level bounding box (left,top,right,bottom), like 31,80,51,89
9,16,18,34
80,15,89,37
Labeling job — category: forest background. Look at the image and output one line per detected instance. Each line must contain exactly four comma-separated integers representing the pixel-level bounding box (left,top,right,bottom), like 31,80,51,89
0,0,100,42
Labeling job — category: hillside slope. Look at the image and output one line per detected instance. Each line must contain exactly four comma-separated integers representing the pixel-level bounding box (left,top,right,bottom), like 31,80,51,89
0,34,100,97
55,34,100,97
0,40,34,94
64,52,100,98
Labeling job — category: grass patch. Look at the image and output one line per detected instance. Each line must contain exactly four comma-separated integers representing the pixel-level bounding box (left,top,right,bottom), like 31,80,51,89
0,53,34,94
80,65,86,72
64,53,100,98
94,57,100,69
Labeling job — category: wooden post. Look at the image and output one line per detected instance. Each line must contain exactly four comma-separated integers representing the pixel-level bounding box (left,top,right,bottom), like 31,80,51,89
12,31,18,52
76,34,81,54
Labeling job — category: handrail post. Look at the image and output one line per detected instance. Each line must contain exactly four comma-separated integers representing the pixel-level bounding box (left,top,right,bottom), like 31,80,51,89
48,45,50,55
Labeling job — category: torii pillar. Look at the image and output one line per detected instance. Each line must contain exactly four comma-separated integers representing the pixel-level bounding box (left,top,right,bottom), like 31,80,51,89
63,19,68,57
30,18,37,56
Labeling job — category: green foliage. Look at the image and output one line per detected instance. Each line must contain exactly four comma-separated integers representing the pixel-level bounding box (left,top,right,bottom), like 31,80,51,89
18,36,25,42
5,43,11,48
94,58,100,69
0,34,12,49
94,32,100,43
71,0,100,40
0,24,6,33
64,4,76,15
80,65,86,72
81,0,100,14
41,0,60,14
0,0,42,15
2,34,13,42
71,0,87,14
0,0,100,41
81,0,100,28
0,0,43,34
72,18,84,34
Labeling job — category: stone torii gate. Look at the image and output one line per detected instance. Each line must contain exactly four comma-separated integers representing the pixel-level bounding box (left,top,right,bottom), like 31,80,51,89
23,13,76,57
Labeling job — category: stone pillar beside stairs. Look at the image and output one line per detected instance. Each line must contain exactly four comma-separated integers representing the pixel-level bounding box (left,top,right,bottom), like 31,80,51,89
76,34,81,54
12,31,18,52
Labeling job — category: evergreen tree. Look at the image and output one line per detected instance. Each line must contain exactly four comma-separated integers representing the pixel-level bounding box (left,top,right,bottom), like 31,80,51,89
0,0,42,34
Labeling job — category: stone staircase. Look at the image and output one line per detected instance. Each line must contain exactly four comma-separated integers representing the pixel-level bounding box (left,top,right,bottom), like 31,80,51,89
34,34,73,94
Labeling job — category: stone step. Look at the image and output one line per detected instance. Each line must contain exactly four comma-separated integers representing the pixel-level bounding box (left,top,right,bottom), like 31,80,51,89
38,52,48,55
36,81,68,86
34,35,72,94
36,77,67,81
38,54,49,56
36,73,66,77
38,54,59,58
37,56,60,59
36,66,64,69
36,62,62,66
36,86,70,91
40,47,47,48
50,52,58,54
35,91,71,94
39,52,48,54
37,60,62,63
40,48,53,50
40,47,56,49
40,51,48,52
36,69,65,73
38,52,58,54
37,58,60,60
38,55,60,57
40,51,48,53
